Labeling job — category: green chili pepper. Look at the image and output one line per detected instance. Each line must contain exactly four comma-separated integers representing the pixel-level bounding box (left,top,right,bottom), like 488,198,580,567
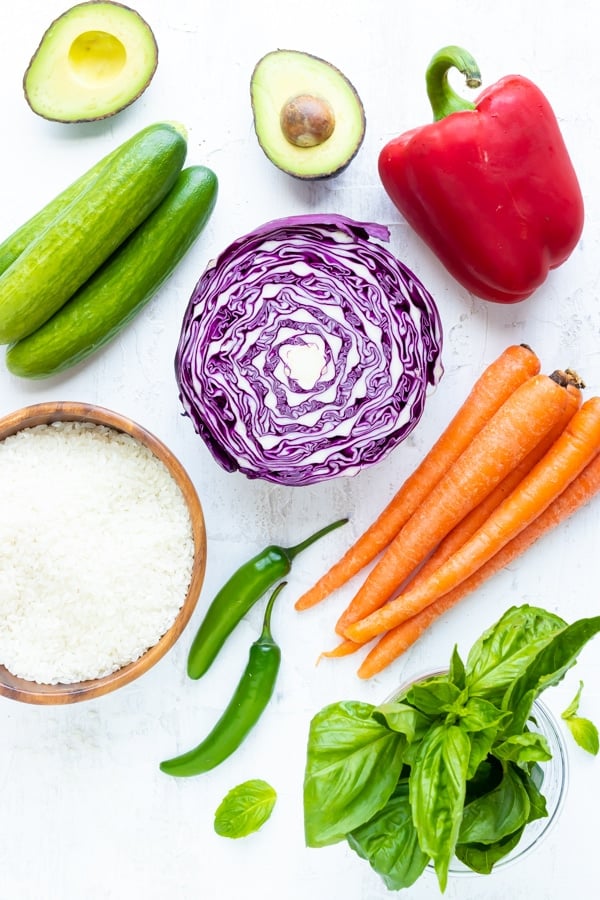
187,517,348,679
160,582,286,777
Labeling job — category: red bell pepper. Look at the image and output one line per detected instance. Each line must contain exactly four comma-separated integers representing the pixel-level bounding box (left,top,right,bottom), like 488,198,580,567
378,46,584,304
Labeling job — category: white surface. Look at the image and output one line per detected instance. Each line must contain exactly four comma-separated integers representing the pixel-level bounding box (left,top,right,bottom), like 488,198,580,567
1,2,599,898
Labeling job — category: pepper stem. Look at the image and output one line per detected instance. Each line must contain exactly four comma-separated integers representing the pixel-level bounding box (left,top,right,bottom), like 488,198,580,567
284,517,348,561
425,45,482,122
259,581,287,642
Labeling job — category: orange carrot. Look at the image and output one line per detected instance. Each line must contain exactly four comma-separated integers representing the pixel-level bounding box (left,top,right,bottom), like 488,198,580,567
358,449,600,678
318,639,362,660
345,395,600,646
336,370,580,636
403,382,582,591
294,344,540,611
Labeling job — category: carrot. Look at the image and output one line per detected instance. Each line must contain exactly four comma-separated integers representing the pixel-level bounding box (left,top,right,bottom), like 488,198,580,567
336,370,581,636
358,448,600,678
294,344,540,611
403,382,582,591
318,639,362,660
319,641,363,662
345,395,600,646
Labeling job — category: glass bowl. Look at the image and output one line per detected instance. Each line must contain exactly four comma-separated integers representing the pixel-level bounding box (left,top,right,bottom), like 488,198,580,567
387,667,569,875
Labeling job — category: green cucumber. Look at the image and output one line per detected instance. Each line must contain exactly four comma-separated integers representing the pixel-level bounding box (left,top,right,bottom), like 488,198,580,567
0,121,187,345
0,144,123,277
6,166,218,379
0,121,181,276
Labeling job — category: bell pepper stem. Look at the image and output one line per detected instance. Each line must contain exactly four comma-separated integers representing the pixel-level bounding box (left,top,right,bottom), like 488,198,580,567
426,45,482,122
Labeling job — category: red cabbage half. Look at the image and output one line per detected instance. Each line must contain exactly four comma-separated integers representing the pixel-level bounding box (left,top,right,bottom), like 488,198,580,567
175,214,443,486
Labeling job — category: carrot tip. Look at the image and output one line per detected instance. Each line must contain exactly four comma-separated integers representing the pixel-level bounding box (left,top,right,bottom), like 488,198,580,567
319,639,362,660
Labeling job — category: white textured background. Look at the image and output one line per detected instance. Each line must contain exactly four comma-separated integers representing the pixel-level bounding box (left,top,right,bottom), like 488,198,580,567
1,2,598,898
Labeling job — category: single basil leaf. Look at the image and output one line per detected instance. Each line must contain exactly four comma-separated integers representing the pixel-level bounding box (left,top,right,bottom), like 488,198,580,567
409,722,470,893
503,616,600,724
517,764,548,823
455,826,525,874
465,605,566,701
459,696,511,733
561,680,584,719
395,671,448,702
407,679,462,717
214,779,277,839
564,716,600,755
465,728,499,781
347,781,429,890
449,645,466,690
303,701,406,847
458,762,530,845
494,731,552,765
503,688,537,737
373,701,432,743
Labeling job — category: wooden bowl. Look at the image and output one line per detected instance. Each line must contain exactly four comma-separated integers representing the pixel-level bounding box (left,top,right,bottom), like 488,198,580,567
0,401,207,705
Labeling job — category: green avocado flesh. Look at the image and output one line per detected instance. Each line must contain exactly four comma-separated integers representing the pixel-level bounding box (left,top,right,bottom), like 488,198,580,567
250,49,366,180
23,1,158,123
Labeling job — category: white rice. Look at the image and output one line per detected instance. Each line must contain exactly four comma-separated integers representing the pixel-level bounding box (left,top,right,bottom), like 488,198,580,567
0,420,195,685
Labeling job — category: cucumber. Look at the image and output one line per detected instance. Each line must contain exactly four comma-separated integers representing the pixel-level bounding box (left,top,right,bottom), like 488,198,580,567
0,144,122,277
0,121,187,345
0,121,178,276
6,166,218,379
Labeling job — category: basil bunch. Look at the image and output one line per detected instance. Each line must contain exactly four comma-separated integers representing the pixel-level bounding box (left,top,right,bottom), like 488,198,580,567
303,605,600,892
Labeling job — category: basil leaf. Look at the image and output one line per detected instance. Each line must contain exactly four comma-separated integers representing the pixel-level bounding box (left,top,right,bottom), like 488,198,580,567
518,764,548,822
465,605,566,701
347,781,429,890
494,731,552,765
455,826,525,874
458,762,530,845
402,738,422,768
459,696,511,732
409,723,470,892
449,645,466,689
503,687,537,736
214,779,277,839
407,678,462,717
562,681,599,755
562,680,584,718
504,616,600,725
373,701,431,743
564,716,600,755
303,701,406,847
466,728,499,781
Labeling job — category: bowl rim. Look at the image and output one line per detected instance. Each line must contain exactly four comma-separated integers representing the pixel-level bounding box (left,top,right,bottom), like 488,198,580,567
0,400,207,705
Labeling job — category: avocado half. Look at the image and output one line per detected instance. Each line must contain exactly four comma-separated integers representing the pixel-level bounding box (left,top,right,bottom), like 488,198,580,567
250,49,366,180
23,1,158,123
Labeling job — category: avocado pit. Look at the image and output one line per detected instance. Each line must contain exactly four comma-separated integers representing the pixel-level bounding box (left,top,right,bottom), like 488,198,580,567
280,94,335,148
